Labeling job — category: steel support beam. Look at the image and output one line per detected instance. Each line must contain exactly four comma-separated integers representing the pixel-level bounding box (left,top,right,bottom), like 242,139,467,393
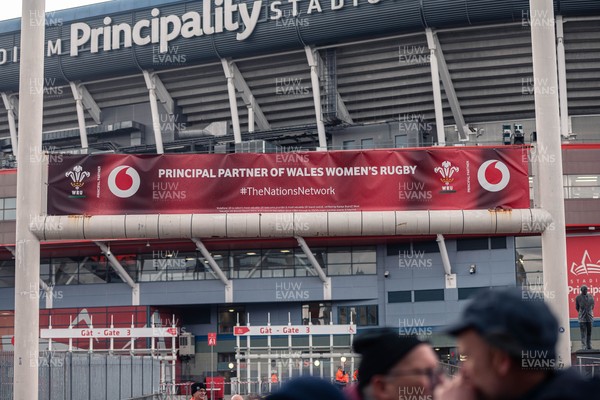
436,234,457,289
94,241,139,305
226,59,270,131
14,0,44,397
191,238,233,302
142,70,166,154
69,82,89,150
69,81,101,123
304,46,328,151
555,16,570,138
530,0,570,367
221,59,243,144
296,236,331,300
425,29,446,146
1,92,19,157
426,29,468,142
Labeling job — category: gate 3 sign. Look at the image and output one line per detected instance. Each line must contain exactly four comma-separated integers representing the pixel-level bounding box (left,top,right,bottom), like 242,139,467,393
47,147,529,215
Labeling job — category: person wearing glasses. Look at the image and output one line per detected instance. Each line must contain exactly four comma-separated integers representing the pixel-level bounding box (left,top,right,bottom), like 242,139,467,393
190,382,207,400
435,287,600,400
351,328,442,400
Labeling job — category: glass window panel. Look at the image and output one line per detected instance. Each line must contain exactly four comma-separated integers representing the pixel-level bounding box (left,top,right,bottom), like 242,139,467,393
414,289,444,302
458,287,489,300
303,303,331,325
327,264,352,276
233,251,261,279
218,306,245,334
457,238,489,251
412,241,439,253
353,263,376,275
515,236,541,249
367,306,378,325
327,249,351,264
361,138,375,149
395,135,407,148
4,198,16,209
352,248,376,263
0,260,15,288
490,237,507,249
388,291,411,303
342,140,356,150
3,209,15,220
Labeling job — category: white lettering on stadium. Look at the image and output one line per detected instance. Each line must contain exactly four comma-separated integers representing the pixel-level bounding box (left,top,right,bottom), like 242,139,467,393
2,0,385,64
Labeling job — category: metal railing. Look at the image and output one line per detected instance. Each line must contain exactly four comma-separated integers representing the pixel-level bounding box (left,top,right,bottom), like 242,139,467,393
575,356,600,378
0,351,160,400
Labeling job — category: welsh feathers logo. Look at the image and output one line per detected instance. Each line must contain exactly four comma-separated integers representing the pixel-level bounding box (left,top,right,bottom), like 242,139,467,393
108,166,141,198
434,160,459,193
477,160,510,192
65,165,91,198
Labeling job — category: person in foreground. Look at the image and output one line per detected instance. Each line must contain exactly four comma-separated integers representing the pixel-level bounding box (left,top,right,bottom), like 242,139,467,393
190,382,207,400
434,287,600,400
352,328,442,400
265,376,347,400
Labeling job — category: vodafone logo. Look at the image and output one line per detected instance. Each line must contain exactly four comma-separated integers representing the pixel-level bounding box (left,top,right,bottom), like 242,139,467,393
477,160,510,192
108,166,141,198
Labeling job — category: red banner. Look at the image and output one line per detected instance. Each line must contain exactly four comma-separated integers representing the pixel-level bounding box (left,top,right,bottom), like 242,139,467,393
47,147,529,215
567,236,600,319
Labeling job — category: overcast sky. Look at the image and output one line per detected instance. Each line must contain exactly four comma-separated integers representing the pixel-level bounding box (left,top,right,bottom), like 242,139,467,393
0,0,111,21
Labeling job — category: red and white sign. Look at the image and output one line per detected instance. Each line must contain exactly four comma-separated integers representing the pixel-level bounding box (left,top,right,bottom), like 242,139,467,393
233,324,356,336
41,326,178,339
567,235,600,319
208,332,217,346
47,147,529,215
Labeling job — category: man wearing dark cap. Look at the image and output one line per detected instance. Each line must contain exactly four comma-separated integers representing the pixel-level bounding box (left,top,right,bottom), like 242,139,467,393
435,287,600,400
190,382,207,400
352,328,441,400
575,284,595,350
266,376,346,400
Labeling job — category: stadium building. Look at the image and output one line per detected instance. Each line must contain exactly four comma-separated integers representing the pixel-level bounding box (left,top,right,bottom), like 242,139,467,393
0,0,600,393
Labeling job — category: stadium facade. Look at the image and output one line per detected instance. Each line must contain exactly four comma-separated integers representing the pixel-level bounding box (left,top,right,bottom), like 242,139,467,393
0,0,600,386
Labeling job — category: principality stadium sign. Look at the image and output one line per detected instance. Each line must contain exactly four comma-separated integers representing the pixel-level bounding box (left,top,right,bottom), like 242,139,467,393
46,147,530,215
0,0,383,65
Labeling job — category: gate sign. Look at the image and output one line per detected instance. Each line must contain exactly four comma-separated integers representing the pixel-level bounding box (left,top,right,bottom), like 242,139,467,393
208,332,217,346
46,147,529,215
233,325,356,336
41,327,178,339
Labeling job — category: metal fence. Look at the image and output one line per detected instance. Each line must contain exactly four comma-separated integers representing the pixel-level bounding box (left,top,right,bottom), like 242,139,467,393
575,356,600,378
0,351,160,400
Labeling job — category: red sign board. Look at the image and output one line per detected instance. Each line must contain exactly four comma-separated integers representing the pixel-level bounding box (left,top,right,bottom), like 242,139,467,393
208,332,217,346
567,236,600,319
47,147,529,215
